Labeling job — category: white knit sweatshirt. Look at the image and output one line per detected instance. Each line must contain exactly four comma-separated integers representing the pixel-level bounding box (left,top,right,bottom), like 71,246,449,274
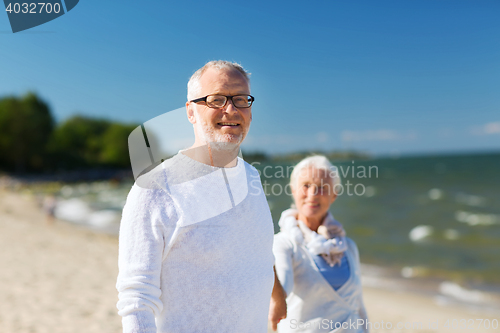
116,153,275,333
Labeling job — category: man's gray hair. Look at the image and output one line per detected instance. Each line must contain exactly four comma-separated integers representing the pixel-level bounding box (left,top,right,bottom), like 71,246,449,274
187,60,251,101
290,155,341,189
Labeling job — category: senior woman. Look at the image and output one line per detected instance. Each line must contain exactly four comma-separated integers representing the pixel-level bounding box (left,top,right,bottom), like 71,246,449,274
272,155,369,333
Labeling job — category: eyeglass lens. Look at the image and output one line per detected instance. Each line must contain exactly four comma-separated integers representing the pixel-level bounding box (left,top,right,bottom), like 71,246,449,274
206,95,252,108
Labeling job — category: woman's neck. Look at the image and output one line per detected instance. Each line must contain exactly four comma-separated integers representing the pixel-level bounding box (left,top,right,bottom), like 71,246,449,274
297,213,327,232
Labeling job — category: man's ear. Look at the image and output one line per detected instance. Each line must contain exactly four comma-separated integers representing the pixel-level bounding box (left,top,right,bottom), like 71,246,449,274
186,101,196,124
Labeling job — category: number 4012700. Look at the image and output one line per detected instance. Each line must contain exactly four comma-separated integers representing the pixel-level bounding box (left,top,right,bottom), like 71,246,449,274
5,3,62,14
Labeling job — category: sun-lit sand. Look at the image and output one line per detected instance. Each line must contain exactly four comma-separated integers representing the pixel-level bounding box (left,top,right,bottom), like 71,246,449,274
362,286,498,333
0,189,121,333
0,189,497,333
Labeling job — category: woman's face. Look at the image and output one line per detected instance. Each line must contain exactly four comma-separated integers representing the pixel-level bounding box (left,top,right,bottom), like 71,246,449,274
292,167,337,229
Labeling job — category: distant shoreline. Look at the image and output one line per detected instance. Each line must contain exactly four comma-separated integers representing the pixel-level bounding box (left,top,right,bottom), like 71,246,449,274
2,149,499,183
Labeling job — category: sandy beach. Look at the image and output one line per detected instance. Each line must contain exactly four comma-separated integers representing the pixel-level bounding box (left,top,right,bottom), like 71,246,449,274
0,189,498,333
362,287,498,333
0,189,122,333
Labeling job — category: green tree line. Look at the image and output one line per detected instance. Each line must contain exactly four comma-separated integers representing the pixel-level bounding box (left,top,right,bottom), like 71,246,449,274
0,92,138,173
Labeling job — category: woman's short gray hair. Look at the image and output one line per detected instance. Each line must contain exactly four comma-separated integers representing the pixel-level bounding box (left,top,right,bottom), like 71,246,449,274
290,155,341,189
187,60,251,101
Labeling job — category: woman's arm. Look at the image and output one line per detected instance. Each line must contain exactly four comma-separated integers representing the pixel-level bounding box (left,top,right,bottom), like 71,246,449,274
272,233,295,295
269,233,295,331
269,266,287,331
349,238,370,333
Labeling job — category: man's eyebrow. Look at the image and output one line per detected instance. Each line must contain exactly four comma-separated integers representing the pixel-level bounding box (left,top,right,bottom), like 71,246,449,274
211,91,250,95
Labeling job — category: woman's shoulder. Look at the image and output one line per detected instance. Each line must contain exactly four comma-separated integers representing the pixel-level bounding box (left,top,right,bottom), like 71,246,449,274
345,237,360,263
345,236,357,248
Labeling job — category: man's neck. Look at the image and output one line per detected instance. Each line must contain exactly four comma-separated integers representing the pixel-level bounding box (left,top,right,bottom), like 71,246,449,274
183,142,239,167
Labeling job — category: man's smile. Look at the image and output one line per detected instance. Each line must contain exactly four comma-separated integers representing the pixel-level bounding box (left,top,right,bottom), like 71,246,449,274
217,122,240,127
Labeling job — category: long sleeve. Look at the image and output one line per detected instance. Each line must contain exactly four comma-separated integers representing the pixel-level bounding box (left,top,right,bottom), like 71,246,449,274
349,238,370,333
116,184,175,333
272,233,295,297
359,301,370,333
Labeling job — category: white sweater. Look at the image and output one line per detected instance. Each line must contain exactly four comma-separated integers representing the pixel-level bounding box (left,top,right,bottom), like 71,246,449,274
116,153,275,333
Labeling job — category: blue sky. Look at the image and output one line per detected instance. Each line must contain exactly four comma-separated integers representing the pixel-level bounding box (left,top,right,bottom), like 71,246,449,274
1,0,499,156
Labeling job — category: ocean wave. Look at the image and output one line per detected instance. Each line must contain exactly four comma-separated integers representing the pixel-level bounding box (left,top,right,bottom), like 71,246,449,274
455,193,487,207
428,188,443,200
54,198,121,229
54,198,91,224
409,225,434,242
455,211,500,226
88,210,121,228
439,281,490,304
400,266,431,278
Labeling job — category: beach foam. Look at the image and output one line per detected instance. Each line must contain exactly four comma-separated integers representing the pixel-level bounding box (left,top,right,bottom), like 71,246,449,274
409,225,434,242
455,210,500,226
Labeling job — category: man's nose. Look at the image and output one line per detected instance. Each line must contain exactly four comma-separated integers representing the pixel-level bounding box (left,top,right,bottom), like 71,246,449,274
222,98,238,112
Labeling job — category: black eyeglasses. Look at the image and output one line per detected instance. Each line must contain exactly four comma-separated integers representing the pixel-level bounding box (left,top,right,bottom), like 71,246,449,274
190,94,254,108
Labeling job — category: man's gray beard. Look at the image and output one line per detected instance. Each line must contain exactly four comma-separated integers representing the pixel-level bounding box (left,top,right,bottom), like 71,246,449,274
208,140,240,152
195,111,243,152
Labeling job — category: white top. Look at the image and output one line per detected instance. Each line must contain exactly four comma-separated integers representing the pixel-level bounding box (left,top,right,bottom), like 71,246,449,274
116,153,275,333
274,232,369,333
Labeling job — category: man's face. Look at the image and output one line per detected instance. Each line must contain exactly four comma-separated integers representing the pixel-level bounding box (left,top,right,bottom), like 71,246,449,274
186,68,252,147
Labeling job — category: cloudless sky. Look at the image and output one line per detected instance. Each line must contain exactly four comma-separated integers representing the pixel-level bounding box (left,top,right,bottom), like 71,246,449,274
1,0,499,156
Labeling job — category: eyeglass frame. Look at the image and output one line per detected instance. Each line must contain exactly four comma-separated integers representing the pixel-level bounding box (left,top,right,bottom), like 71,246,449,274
189,94,255,109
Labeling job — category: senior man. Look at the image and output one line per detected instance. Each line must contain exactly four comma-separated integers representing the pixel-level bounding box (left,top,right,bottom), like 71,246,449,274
116,60,286,332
